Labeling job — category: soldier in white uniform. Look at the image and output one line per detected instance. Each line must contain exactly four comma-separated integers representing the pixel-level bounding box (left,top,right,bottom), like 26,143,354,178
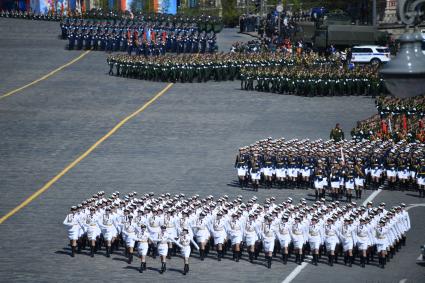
228,213,243,262
155,225,176,274
122,215,138,263
374,220,389,268
163,210,178,259
291,216,305,265
339,218,355,266
276,215,292,264
324,217,340,266
98,207,117,257
399,203,410,246
135,224,152,273
261,217,276,268
243,214,259,263
80,207,100,257
355,218,372,267
63,206,81,257
194,212,210,260
308,217,322,265
212,211,227,261
148,210,161,259
176,227,200,275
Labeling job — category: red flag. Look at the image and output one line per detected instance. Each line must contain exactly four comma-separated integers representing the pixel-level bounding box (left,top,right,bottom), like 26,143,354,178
151,31,156,43
402,114,407,130
162,31,167,42
61,3,64,15
381,120,388,134
82,0,86,14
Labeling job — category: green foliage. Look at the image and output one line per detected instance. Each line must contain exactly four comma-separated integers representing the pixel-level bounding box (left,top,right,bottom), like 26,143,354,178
222,0,240,27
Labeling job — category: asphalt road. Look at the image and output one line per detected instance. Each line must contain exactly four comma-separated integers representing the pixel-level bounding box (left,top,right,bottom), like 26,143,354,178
0,18,424,283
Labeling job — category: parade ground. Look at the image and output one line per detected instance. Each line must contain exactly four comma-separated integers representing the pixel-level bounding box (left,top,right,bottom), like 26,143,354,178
0,18,424,283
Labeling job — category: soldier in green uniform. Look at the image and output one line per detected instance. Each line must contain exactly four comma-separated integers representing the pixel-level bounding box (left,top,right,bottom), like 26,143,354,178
330,123,345,142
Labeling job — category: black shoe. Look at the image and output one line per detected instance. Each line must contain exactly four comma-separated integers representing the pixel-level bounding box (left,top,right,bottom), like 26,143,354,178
106,247,110,258
128,253,133,264
140,263,143,273
71,246,75,257
90,246,94,258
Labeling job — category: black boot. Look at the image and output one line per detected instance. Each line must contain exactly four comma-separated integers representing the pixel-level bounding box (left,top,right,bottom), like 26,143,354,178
266,256,272,268
77,240,82,253
128,252,133,264
200,249,205,261
249,251,253,263
139,262,143,273
183,264,188,275
360,256,365,268
283,253,287,264
71,246,75,257
106,246,110,258
160,262,166,274
143,262,147,270
90,246,94,257
329,255,333,266
167,249,171,259
348,256,353,267
313,254,318,266
383,256,386,268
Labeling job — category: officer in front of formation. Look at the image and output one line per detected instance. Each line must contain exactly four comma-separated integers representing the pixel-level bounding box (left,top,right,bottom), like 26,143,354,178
330,123,345,142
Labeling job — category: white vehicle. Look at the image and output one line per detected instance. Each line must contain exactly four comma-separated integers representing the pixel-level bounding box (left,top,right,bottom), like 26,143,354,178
351,45,391,64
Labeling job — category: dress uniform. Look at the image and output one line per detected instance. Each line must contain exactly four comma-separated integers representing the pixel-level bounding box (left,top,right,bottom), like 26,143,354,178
308,217,322,265
66,191,411,270
98,208,117,257
228,214,243,261
122,215,138,263
291,217,305,265
243,214,259,263
81,208,100,257
339,218,355,266
374,220,389,268
212,212,227,261
63,206,81,257
177,228,200,275
261,217,276,268
194,213,210,260
155,225,175,274
355,218,373,267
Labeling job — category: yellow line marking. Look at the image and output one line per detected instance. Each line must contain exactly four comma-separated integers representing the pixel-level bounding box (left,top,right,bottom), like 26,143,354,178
0,50,91,101
0,83,174,224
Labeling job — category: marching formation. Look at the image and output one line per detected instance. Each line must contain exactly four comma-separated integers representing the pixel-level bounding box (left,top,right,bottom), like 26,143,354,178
62,18,217,54
106,52,344,83
240,65,386,97
64,191,411,272
235,138,425,198
351,95,425,142
0,9,61,21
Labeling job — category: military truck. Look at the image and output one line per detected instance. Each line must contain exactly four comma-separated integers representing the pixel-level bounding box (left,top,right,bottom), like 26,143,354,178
294,11,388,50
